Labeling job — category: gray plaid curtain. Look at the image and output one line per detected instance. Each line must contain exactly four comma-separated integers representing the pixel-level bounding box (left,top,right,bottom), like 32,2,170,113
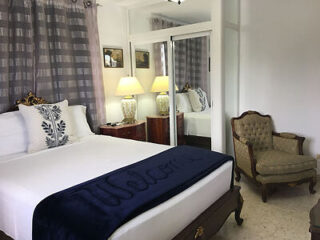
85,0,106,127
175,36,210,101
151,18,180,76
0,0,34,112
151,18,210,101
0,0,105,132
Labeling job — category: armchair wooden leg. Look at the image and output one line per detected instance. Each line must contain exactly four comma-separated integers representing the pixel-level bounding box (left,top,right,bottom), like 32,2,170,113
235,167,241,182
261,184,268,203
235,193,244,226
309,178,316,194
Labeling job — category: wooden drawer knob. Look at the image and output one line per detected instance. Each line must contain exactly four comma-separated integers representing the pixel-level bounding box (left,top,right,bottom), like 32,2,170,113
194,226,204,239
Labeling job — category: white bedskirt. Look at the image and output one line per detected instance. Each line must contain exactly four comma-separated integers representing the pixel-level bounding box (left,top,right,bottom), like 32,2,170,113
184,109,211,138
0,135,232,240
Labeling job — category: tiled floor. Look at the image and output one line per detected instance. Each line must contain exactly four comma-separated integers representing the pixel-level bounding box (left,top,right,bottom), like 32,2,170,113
212,177,319,240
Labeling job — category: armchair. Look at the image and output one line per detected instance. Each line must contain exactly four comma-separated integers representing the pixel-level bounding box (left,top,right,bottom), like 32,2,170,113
231,111,317,202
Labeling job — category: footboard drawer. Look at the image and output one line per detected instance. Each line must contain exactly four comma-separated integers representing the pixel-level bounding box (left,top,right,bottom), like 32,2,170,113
172,186,242,240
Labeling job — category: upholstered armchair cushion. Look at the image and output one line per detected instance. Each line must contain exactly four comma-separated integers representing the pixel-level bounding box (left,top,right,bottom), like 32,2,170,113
233,114,273,151
255,150,316,175
256,169,316,184
273,134,300,155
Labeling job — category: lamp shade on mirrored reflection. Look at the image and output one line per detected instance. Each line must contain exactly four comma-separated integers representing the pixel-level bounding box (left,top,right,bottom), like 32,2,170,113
151,76,178,93
115,77,144,97
115,77,144,124
151,76,178,116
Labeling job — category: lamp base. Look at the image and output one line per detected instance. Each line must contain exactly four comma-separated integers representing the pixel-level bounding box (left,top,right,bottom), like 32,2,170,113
156,92,169,116
121,96,137,124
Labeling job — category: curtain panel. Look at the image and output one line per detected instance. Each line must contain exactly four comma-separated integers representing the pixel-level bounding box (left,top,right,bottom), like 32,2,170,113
0,0,35,112
151,18,180,76
174,36,210,101
85,0,106,127
0,0,105,132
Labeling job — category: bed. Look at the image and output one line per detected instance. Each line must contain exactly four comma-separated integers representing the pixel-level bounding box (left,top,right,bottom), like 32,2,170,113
184,109,211,138
177,85,212,149
183,109,211,149
0,93,243,240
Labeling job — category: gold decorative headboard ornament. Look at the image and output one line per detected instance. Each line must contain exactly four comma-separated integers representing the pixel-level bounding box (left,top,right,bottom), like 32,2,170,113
181,83,192,93
16,92,48,106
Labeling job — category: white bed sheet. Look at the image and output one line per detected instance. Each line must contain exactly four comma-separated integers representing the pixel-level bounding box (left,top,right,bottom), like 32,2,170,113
0,135,232,240
184,109,211,138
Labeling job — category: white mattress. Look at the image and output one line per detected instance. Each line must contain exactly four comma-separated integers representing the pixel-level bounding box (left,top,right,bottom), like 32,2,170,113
184,109,211,138
0,135,232,240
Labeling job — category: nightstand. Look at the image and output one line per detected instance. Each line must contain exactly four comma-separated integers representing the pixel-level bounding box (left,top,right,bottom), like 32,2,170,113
146,112,184,145
100,121,146,141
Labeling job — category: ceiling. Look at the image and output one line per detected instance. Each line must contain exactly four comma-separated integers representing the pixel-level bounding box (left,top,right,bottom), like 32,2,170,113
111,0,212,24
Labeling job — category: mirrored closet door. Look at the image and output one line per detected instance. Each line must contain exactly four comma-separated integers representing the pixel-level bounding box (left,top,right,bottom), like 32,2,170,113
128,0,235,151
131,31,212,149
133,41,172,146
172,33,211,149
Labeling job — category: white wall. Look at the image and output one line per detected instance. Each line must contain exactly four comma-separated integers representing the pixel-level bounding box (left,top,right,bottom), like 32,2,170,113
97,0,130,123
224,28,239,155
240,0,320,163
224,0,240,155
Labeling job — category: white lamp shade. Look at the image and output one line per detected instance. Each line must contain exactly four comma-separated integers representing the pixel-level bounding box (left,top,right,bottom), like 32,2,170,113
151,76,179,93
116,77,144,96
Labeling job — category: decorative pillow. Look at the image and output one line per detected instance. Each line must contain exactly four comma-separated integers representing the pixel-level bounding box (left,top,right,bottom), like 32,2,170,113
176,93,193,113
19,100,74,153
188,88,209,112
0,111,28,157
68,105,94,138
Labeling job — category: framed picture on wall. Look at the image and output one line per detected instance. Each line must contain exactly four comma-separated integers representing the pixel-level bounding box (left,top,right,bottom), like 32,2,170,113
103,48,124,68
135,50,150,69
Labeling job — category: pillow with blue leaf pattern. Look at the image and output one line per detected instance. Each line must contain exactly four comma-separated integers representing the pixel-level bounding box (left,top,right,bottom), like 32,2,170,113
19,100,75,153
188,88,209,112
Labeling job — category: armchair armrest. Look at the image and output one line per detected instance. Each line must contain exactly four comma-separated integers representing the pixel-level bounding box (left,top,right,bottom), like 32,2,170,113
272,132,305,155
233,134,257,178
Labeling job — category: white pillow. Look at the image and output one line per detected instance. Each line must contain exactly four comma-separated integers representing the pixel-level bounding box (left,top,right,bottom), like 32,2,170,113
68,105,94,138
19,100,74,153
0,111,28,157
188,88,209,112
176,93,193,113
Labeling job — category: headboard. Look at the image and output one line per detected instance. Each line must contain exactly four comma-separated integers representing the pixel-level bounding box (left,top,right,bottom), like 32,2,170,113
16,92,48,107
181,83,192,93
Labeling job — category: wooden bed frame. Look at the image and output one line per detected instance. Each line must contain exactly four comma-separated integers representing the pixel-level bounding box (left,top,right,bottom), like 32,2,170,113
0,93,244,240
0,186,243,240
185,135,211,150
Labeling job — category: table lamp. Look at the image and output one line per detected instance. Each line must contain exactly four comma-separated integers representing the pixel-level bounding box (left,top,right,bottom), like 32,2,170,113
116,77,144,124
151,76,178,115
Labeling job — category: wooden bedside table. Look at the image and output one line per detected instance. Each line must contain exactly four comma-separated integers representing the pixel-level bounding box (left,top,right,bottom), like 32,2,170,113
100,121,146,141
146,112,184,145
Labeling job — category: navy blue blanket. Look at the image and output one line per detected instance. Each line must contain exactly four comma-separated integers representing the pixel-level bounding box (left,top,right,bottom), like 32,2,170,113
33,145,233,240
